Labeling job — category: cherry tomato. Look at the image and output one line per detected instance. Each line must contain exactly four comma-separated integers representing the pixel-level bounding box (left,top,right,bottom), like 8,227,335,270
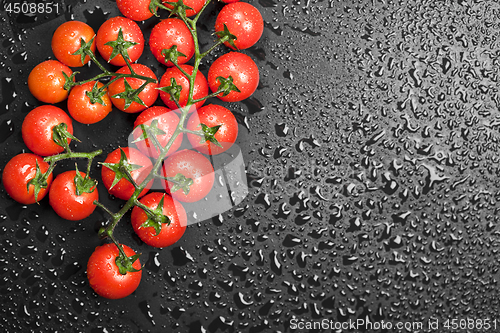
149,18,194,66
158,64,208,113
28,60,73,104
133,106,183,159
131,192,187,248
160,149,214,203
87,243,142,299
163,0,206,17
116,0,155,21
96,16,144,67
49,170,98,221
2,153,53,204
22,105,74,156
108,63,158,113
51,21,96,67
67,81,112,124
187,104,238,155
215,2,263,50
207,52,259,102
101,147,153,200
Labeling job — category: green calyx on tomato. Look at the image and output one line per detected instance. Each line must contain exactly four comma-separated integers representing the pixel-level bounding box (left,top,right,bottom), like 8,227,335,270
197,123,223,147
215,75,240,97
214,23,238,50
162,0,193,18
101,148,144,190
167,173,194,195
72,36,97,66
157,77,183,106
133,119,166,150
63,71,79,91
113,243,142,275
111,79,147,110
135,194,170,236
85,81,109,106
104,28,138,64
27,160,52,204
73,165,98,196
161,45,186,66
52,123,80,152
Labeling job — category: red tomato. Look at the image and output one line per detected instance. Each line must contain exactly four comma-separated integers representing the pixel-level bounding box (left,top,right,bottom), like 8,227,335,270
87,243,142,299
108,63,158,113
49,170,98,220
96,16,144,67
149,18,194,66
215,2,263,50
131,192,187,248
101,147,153,200
2,153,53,204
28,60,73,104
22,105,74,156
187,104,238,155
158,64,208,113
116,0,155,21
67,81,112,124
133,106,183,159
163,0,206,17
207,52,259,102
160,149,214,203
51,21,96,67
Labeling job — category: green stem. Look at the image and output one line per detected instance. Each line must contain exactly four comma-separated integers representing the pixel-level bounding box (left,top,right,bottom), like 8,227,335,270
44,150,103,164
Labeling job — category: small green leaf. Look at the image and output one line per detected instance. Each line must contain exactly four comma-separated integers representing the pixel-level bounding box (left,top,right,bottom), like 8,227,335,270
199,123,223,147
161,45,186,65
73,165,97,196
52,123,80,150
85,81,108,106
215,23,238,50
27,160,50,204
163,0,193,17
104,28,138,63
157,77,182,103
138,195,171,236
167,173,193,195
111,79,146,110
149,0,161,17
71,36,95,65
101,148,143,190
216,75,241,97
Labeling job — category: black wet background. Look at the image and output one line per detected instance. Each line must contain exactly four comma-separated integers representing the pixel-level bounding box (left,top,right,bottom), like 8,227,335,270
2,0,500,332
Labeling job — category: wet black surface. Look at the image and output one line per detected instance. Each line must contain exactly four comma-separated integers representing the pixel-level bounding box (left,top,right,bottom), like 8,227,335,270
2,0,500,332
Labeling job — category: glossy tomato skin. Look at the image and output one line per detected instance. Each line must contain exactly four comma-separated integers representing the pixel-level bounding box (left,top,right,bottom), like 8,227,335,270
161,149,214,203
52,21,96,67
101,147,153,200
2,153,53,204
49,170,98,221
28,60,73,104
215,2,263,50
131,192,187,248
108,64,158,113
187,104,238,155
68,81,112,124
163,0,206,17
159,64,208,113
87,243,142,299
96,17,144,66
22,105,74,156
133,106,183,159
149,18,194,66
116,0,155,21
208,52,259,102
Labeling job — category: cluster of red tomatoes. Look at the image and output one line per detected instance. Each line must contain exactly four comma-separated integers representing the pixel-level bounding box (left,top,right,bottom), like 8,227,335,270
2,0,263,299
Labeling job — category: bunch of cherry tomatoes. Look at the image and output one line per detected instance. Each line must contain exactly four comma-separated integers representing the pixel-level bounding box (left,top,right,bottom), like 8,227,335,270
2,0,263,299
